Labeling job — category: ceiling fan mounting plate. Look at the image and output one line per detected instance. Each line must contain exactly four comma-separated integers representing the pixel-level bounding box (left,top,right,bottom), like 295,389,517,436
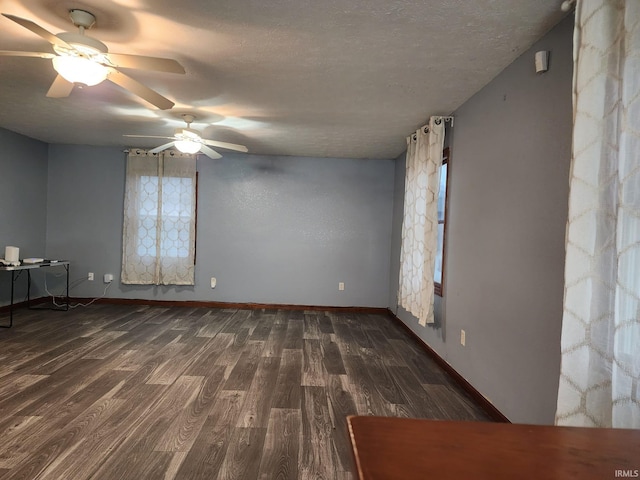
68,9,96,30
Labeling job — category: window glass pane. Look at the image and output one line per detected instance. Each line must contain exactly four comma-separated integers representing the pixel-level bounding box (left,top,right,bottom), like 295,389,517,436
136,176,193,259
137,216,157,257
434,223,444,284
437,163,447,222
161,177,193,258
137,176,159,257
161,177,193,217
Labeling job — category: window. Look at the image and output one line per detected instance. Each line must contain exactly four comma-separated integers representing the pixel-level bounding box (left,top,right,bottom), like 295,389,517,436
434,147,450,296
122,151,197,285
137,175,194,259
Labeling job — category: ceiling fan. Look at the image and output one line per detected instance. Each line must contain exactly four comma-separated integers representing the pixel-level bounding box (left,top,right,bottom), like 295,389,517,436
125,114,249,159
0,9,184,109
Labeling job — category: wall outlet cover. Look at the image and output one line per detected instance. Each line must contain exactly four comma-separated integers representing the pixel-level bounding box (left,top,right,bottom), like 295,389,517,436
104,273,114,283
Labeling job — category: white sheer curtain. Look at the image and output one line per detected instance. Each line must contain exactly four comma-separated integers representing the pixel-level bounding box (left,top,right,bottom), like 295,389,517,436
121,150,197,285
398,117,445,325
556,0,640,428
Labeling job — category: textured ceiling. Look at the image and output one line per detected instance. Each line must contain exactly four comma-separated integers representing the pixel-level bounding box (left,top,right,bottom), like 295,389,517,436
0,0,567,159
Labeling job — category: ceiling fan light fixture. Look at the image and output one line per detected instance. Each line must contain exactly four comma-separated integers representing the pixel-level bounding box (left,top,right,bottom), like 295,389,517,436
175,139,201,154
52,55,108,86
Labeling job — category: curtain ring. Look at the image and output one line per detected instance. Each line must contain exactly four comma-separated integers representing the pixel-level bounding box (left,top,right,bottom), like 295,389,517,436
412,133,417,142
423,126,430,133
434,118,442,125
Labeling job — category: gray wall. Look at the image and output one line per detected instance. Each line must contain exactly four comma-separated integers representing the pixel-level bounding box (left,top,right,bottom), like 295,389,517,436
388,16,574,424
0,128,49,307
5,14,572,426
46,146,395,307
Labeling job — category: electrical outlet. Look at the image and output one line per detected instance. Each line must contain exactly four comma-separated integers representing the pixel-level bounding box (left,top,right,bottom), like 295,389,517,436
339,282,345,291
211,277,217,288
103,273,113,283
460,329,466,346
88,272,94,281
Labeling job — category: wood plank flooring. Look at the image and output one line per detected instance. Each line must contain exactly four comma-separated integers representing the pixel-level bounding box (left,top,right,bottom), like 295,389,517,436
0,304,491,479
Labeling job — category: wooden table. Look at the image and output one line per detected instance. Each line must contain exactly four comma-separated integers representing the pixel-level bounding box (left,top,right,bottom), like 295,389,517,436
348,416,640,480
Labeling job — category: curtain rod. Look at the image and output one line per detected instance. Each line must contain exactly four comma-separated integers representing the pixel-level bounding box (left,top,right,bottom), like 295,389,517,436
418,116,455,134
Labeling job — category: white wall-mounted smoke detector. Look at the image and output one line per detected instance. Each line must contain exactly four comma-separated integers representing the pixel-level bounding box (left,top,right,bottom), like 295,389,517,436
535,51,549,73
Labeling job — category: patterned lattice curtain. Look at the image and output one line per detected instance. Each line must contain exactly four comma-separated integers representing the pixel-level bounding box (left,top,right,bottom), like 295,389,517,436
121,150,197,285
556,0,639,427
398,117,445,325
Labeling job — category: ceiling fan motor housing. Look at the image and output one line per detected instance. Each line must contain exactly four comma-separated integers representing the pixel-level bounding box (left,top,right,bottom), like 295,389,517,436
175,127,203,141
54,32,108,58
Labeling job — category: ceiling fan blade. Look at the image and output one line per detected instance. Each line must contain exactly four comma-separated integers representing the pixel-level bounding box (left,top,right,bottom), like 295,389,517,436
202,139,248,153
46,74,74,98
2,14,72,50
200,145,222,159
123,134,176,140
107,68,174,110
0,50,55,59
149,142,175,154
107,53,185,74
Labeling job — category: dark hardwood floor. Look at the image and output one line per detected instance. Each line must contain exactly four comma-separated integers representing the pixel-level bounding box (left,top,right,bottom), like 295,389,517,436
0,304,491,479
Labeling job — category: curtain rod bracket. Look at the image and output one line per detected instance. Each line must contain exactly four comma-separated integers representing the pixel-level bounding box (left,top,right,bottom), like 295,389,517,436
433,116,454,127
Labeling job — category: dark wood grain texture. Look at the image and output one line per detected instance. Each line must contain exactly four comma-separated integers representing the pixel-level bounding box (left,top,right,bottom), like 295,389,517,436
258,408,301,480
348,416,640,480
0,304,491,480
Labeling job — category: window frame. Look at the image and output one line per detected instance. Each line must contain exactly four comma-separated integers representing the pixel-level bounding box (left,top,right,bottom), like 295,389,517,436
135,174,197,260
121,152,198,286
434,147,450,297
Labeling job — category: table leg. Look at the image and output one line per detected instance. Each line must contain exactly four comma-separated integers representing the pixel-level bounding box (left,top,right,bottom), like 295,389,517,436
27,270,31,308
65,264,70,311
1,271,15,328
